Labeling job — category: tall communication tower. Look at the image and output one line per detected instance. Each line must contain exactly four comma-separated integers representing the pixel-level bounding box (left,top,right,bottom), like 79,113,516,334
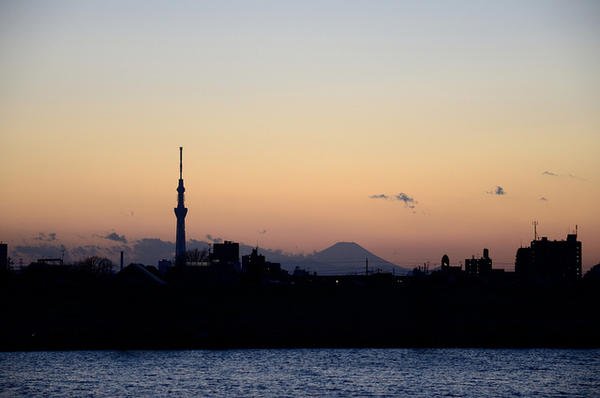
174,147,188,265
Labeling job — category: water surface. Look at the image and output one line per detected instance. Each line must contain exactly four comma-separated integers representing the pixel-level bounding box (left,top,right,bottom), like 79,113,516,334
1,349,598,397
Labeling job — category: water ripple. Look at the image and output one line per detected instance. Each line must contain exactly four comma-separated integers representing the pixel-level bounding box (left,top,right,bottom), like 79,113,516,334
1,349,599,397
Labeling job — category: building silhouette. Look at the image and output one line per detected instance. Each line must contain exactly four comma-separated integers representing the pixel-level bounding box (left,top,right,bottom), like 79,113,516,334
158,259,173,274
0,242,7,270
174,147,188,265
439,254,461,273
242,247,284,281
211,241,240,270
242,247,266,275
441,254,450,269
465,248,492,276
515,233,582,282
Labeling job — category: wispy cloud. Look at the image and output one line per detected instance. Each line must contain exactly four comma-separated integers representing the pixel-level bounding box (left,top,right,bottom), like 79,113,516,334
487,186,506,196
102,232,127,244
542,170,586,181
34,232,57,242
206,234,223,244
369,192,417,210
567,173,586,181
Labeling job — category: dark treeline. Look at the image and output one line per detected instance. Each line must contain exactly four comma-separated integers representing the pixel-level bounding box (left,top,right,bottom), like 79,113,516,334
1,262,599,351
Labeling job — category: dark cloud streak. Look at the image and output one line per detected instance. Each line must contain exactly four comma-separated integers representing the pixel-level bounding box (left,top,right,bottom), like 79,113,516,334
395,193,416,208
542,170,586,181
487,186,506,196
34,232,57,242
103,232,127,244
369,192,417,210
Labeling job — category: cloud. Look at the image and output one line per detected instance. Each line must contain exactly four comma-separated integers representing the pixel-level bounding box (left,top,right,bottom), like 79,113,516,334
34,232,57,242
369,192,418,210
11,241,134,265
487,186,506,196
542,170,586,181
70,245,105,259
131,238,175,265
567,173,586,181
12,237,176,266
11,243,75,265
394,193,416,208
205,234,223,244
539,196,548,201
102,232,127,244
188,239,210,251
12,244,66,262
68,244,131,263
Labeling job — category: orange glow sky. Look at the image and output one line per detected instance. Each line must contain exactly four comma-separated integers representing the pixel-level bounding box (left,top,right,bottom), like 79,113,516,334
1,1,599,269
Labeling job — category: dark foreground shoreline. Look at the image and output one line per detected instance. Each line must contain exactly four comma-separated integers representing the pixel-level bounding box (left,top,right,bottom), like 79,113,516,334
2,270,599,351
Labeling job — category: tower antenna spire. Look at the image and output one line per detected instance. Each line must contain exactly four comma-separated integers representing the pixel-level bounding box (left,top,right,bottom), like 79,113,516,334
179,146,183,179
533,220,539,241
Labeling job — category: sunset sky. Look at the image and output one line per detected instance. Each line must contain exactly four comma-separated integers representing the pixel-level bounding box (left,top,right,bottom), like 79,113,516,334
1,1,599,269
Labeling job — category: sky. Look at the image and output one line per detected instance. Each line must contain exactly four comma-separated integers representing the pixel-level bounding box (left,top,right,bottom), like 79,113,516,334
1,0,599,270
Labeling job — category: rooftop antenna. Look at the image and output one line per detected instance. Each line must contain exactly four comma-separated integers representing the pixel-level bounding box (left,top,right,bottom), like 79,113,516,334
532,220,539,241
179,146,183,179
575,224,578,236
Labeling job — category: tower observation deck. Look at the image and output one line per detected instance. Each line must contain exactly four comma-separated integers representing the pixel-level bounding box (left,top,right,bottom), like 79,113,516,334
174,146,188,264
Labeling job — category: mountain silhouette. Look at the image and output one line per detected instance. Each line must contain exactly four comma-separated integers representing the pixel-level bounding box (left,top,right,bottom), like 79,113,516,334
312,241,382,262
305,241,408,275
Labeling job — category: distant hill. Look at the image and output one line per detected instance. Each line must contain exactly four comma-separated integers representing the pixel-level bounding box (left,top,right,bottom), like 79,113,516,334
307,241,408,275
241,241,409,276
